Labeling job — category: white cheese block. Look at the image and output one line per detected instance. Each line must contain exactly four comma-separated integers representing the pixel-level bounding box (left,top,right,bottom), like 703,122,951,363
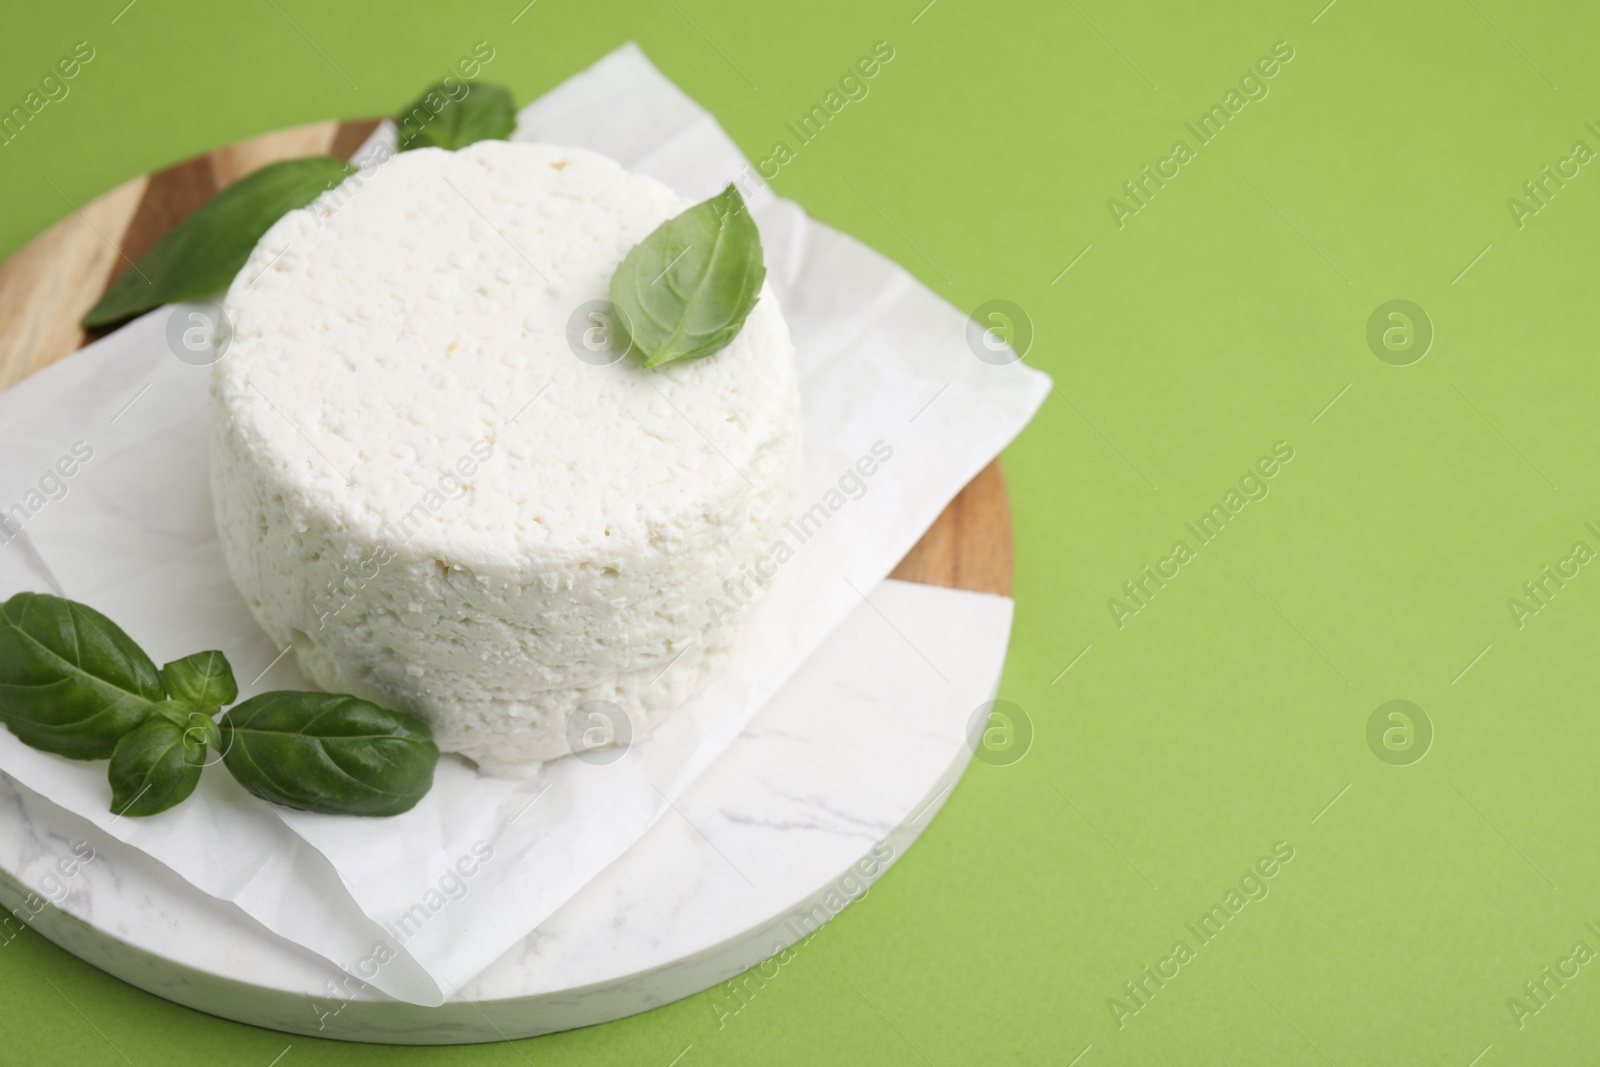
210,141,803,777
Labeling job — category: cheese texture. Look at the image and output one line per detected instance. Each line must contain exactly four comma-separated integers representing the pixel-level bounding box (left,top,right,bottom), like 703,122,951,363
210,141,803,776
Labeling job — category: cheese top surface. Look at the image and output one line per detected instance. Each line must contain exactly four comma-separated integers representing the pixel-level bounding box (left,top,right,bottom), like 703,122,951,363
215,140,795,569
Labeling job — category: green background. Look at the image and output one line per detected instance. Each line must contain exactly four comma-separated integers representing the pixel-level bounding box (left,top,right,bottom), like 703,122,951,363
3,0,1598,1063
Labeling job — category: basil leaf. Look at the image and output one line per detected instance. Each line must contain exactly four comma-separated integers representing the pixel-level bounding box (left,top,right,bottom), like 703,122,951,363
395,81,516,152
0,592,164,760
609,183,766,368
82,156,358,330
219,692,439,817
159,650,237,709
107,716,206,817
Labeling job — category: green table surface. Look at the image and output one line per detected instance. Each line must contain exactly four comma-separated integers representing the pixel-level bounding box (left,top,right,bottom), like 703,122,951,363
4,0,1599,1063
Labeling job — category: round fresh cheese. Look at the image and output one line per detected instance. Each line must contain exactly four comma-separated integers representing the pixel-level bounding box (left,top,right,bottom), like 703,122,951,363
210,140,803,777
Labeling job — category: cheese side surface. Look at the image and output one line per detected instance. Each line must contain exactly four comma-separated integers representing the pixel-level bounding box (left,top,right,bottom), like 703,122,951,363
210,140,803,777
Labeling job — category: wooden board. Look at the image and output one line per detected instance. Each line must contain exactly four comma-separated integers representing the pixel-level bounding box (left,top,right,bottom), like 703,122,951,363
0,119,1011,596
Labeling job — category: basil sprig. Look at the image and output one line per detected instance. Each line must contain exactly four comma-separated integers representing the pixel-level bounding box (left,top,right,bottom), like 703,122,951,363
0,593,439,818
395,81,516,152
609,183,766,368
82,157,358,330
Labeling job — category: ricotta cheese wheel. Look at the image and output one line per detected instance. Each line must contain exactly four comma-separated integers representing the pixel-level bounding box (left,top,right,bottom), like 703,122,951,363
210,140,802,777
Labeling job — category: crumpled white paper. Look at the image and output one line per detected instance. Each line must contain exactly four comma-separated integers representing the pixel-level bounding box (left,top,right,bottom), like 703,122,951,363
0,44,1049,1005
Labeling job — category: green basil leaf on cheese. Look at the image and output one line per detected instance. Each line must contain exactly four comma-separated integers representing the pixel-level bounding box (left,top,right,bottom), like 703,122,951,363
159,650,237,710
609,183,766,368
82,156,358,330
219,692,439,817
0,592,165,760
107,715,207,817
395,81,516,152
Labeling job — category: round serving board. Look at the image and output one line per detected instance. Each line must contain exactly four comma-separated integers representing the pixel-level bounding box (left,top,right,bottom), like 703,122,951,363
0,120,1014,1044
